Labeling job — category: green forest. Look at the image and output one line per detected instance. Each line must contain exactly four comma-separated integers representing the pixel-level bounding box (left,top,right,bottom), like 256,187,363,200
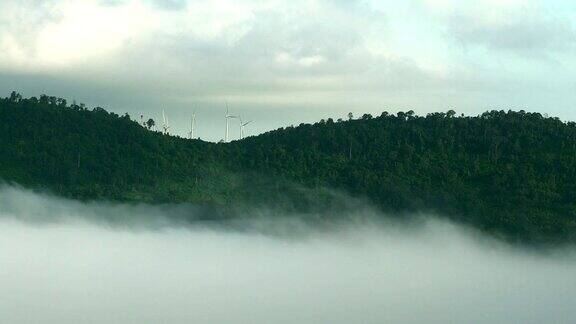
2,92,576,244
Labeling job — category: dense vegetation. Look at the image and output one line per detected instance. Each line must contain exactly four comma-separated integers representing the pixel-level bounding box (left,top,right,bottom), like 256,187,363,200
2,92,576,244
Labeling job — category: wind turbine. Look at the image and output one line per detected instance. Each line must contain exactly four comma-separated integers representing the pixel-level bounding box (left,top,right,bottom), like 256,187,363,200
188,110,196,139
162,109,170,135
238,116,253,140
225,102,237,142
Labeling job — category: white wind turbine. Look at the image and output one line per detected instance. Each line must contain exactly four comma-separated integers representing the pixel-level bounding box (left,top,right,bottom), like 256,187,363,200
225,102,237,142
189,110,196,139
162,109,170,135
238,116,253,140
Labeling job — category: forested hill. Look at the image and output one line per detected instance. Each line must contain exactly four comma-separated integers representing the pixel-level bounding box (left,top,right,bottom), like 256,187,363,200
2,92,576,244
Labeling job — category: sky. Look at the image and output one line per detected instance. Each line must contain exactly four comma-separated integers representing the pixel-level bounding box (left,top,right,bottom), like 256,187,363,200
1,0,575,141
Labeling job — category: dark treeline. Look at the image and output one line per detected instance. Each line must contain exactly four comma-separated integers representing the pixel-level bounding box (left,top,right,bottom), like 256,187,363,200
1,92,576,244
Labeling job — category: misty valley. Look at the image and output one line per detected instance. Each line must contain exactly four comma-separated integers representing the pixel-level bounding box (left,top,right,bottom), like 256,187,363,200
1,185,576,324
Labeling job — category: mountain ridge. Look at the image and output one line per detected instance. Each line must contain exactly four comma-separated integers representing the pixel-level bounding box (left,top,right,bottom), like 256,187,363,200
2,92,576,244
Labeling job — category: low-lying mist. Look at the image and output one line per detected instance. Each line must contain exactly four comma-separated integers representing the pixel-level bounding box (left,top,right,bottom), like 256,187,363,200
1,185,575,324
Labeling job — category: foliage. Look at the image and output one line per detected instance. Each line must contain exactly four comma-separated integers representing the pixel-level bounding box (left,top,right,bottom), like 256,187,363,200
2,92,576,244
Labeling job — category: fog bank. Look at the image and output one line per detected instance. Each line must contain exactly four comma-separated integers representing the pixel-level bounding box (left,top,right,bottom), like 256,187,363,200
1,186,575,324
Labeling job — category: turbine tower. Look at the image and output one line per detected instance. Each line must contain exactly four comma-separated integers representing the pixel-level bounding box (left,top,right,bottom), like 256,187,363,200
162,109,170,135
189,111,196,139
225,102,237,142
238,116,253,140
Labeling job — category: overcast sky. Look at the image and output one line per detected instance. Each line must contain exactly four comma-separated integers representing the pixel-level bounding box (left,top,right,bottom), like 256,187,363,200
1,0,575,141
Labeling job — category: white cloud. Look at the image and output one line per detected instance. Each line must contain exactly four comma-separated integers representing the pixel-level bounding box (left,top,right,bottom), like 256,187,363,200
0,0,152,70
1,185,576,324
36,1,151,66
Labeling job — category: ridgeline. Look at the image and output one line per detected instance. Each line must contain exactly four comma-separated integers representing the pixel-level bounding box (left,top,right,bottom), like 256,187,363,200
2,92,576,244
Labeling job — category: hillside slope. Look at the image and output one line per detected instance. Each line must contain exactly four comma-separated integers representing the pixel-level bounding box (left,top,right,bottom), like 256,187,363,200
2,93,576,244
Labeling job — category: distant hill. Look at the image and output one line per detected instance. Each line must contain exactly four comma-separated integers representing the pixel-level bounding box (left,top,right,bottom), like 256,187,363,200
2,92,576,244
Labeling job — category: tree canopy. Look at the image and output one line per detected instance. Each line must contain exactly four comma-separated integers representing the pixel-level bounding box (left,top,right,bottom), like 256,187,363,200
2,92,576,244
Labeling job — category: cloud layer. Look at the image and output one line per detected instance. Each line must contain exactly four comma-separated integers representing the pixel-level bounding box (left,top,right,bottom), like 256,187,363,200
1,0,575,140
1,185,576,323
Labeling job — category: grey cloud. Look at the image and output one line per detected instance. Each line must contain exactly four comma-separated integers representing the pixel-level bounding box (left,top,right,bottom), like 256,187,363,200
449,13,576,58
126,1,389,93
98,0,187,10
97,0,124,6
149,0,188,10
